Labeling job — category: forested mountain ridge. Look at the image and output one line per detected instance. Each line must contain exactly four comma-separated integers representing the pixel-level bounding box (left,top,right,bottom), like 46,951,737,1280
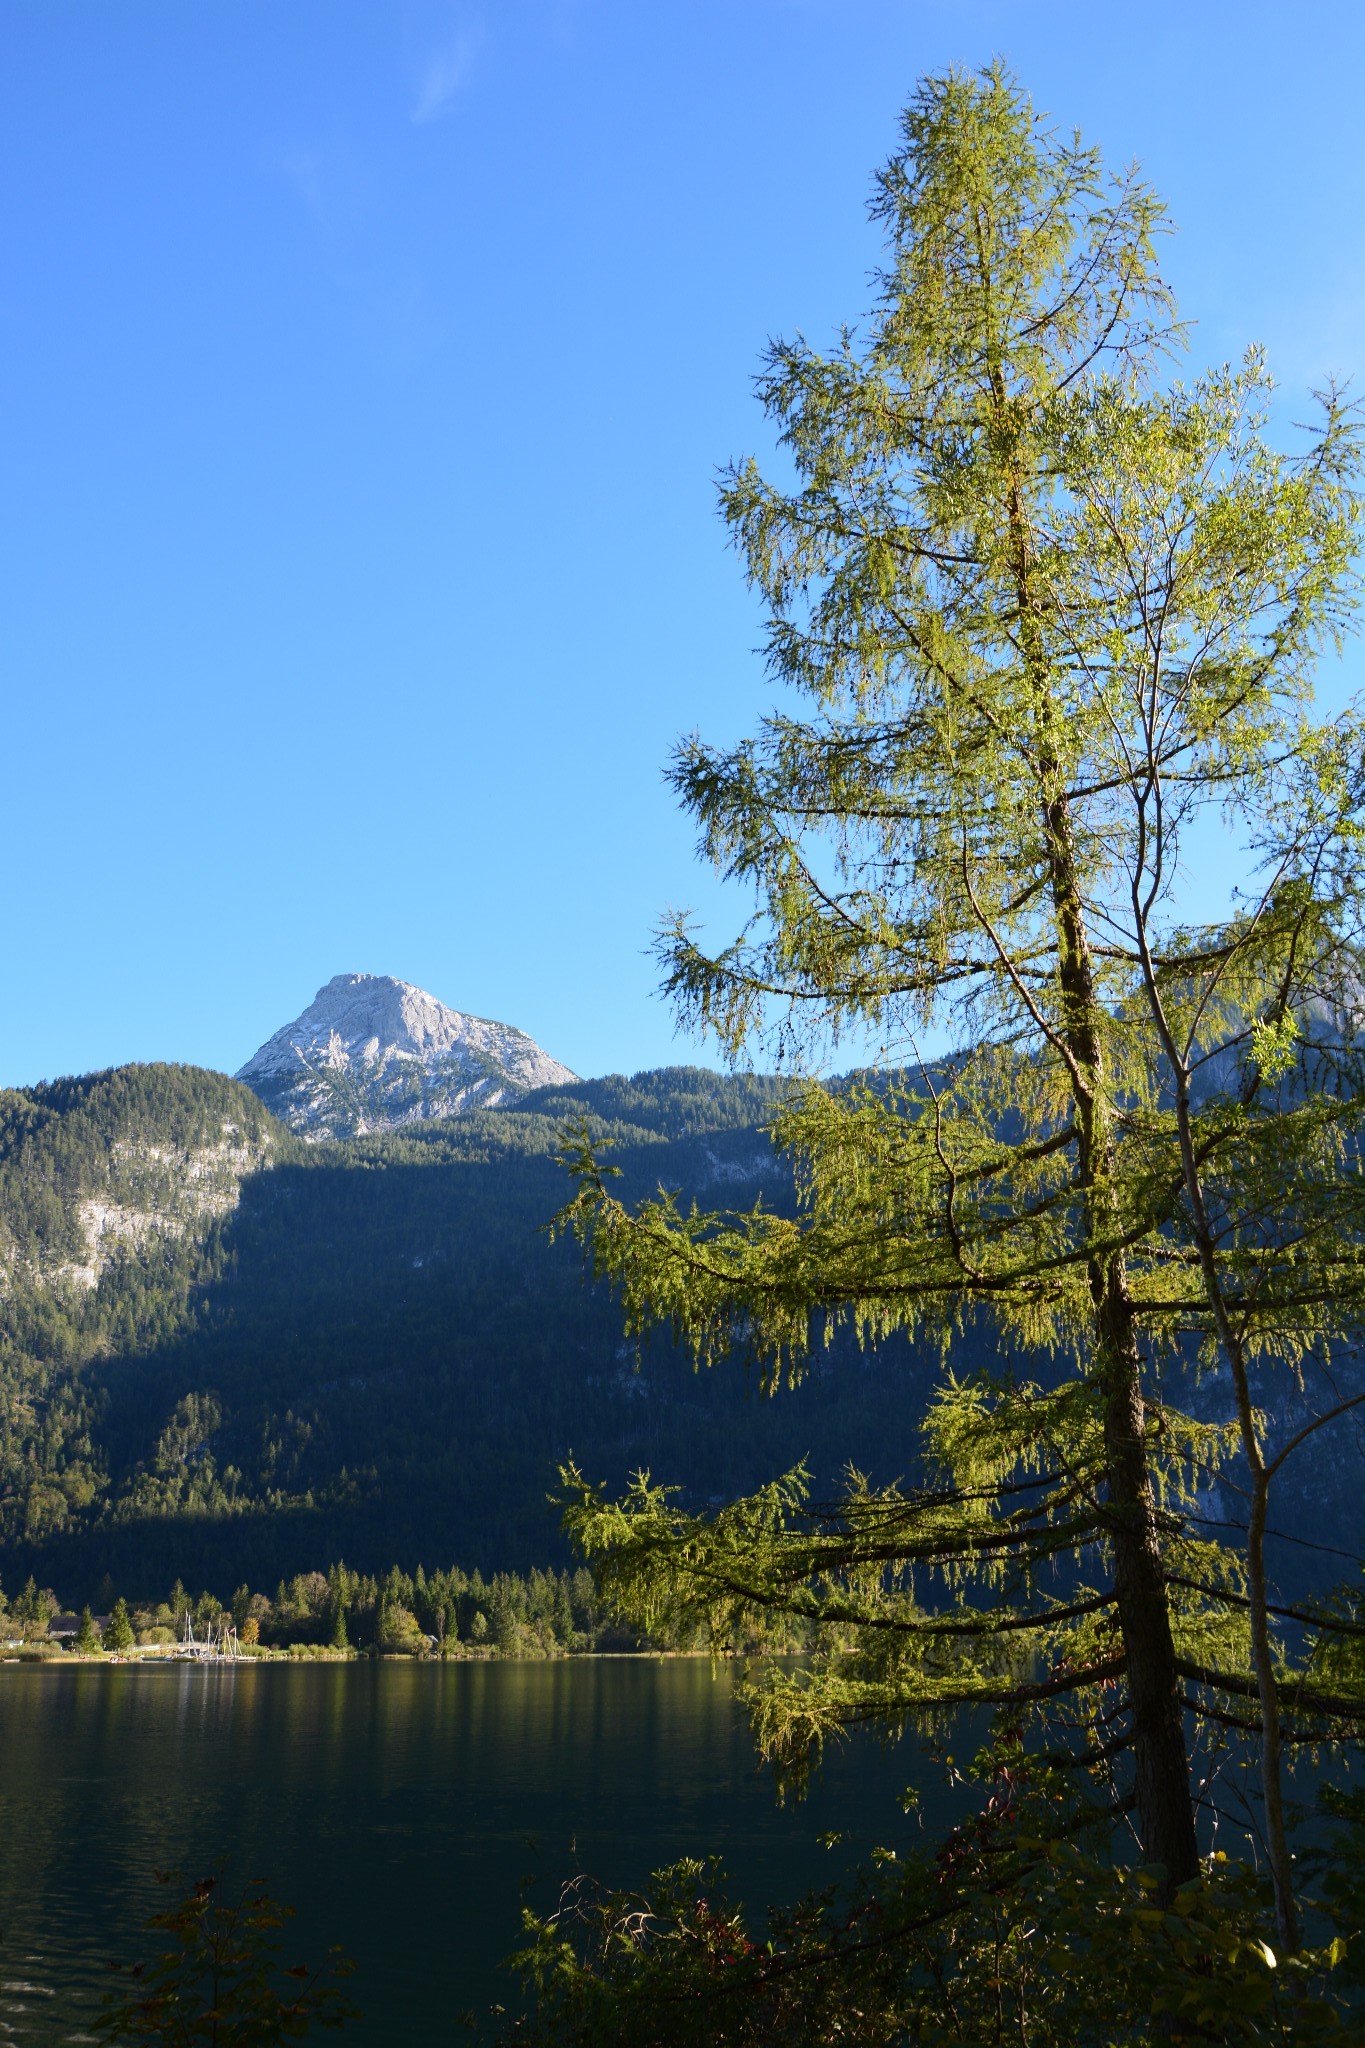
0,1064,281,1287
0,1066,290,1555
3,1057,1358,1610
0,1058,952,1601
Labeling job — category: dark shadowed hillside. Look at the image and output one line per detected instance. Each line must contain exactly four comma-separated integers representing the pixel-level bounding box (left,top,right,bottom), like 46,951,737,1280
0,1063,959,1598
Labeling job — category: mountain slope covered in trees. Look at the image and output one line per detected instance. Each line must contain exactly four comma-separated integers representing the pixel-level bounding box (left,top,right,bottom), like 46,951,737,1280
0,1061,955,1599
4,1060,1353,1609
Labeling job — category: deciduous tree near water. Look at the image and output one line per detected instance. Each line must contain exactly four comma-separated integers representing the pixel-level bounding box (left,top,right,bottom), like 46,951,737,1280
559,64,1365,1943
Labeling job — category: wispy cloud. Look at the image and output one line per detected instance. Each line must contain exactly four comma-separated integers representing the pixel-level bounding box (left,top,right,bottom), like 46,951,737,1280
275,144,329,223
411,28,478,125
266,138,373,241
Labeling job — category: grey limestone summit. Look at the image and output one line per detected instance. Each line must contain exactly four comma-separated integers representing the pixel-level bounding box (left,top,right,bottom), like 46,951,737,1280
236,972,577,1138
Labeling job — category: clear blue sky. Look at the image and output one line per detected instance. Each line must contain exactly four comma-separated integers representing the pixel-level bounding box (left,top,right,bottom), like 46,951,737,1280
4,1,1363,1088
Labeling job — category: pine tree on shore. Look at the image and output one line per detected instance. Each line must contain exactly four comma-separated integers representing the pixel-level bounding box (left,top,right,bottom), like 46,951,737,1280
104,1597,134,1654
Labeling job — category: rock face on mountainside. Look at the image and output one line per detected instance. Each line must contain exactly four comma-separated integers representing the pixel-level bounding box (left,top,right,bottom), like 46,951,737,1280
236,973,578,1137
0,1067,281,1307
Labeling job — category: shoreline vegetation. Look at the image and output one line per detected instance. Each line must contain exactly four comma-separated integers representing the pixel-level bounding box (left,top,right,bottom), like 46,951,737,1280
0,1559,793,1664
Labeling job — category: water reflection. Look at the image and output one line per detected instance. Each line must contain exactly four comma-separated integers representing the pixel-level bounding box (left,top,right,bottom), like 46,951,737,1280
0,1660,940,2043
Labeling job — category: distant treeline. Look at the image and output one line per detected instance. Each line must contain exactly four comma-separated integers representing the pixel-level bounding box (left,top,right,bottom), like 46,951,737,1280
0,1559,664,1656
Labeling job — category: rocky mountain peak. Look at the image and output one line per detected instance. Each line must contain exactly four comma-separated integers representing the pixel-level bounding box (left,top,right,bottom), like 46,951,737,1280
236,973,576,1138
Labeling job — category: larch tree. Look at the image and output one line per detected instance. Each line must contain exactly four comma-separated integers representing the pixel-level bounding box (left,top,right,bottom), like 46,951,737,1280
558,63,1365,1923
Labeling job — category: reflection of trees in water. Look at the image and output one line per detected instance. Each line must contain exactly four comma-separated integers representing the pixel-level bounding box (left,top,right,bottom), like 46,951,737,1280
0,1661,937,2039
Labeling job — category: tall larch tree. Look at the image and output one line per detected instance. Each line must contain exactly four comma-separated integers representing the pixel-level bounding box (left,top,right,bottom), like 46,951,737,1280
559,63,1365,1917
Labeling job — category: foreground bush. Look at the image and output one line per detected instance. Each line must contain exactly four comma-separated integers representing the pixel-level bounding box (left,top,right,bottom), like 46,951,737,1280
504,1767,1364,2047
97,1868,356,2044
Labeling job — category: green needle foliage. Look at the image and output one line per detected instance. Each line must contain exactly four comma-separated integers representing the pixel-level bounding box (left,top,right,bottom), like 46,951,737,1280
556,59,1365,1934
104,1596,136,1654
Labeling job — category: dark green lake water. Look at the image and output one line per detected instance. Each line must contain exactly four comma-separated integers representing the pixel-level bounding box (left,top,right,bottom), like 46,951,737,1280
0,1658,951,2043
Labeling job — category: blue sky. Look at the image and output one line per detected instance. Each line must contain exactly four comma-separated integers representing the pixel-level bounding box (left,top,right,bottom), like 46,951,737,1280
3,0,1363,1088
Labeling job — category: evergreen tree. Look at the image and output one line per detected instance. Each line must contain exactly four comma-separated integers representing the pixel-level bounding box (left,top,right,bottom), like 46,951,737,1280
104,1596,135,1654
330,1598,349,1651
554,1576,575,1646
74,1604,99,1653
559,61,1365,1917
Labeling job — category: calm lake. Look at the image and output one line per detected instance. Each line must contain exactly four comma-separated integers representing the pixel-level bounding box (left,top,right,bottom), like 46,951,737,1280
0,1658,953,2043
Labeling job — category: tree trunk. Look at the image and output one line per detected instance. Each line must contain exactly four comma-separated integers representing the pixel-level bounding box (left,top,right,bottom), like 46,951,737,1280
1099,1289,1201,1897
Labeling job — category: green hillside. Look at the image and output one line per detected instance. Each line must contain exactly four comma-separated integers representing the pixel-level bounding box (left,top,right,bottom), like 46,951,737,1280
0,1063,954,1600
